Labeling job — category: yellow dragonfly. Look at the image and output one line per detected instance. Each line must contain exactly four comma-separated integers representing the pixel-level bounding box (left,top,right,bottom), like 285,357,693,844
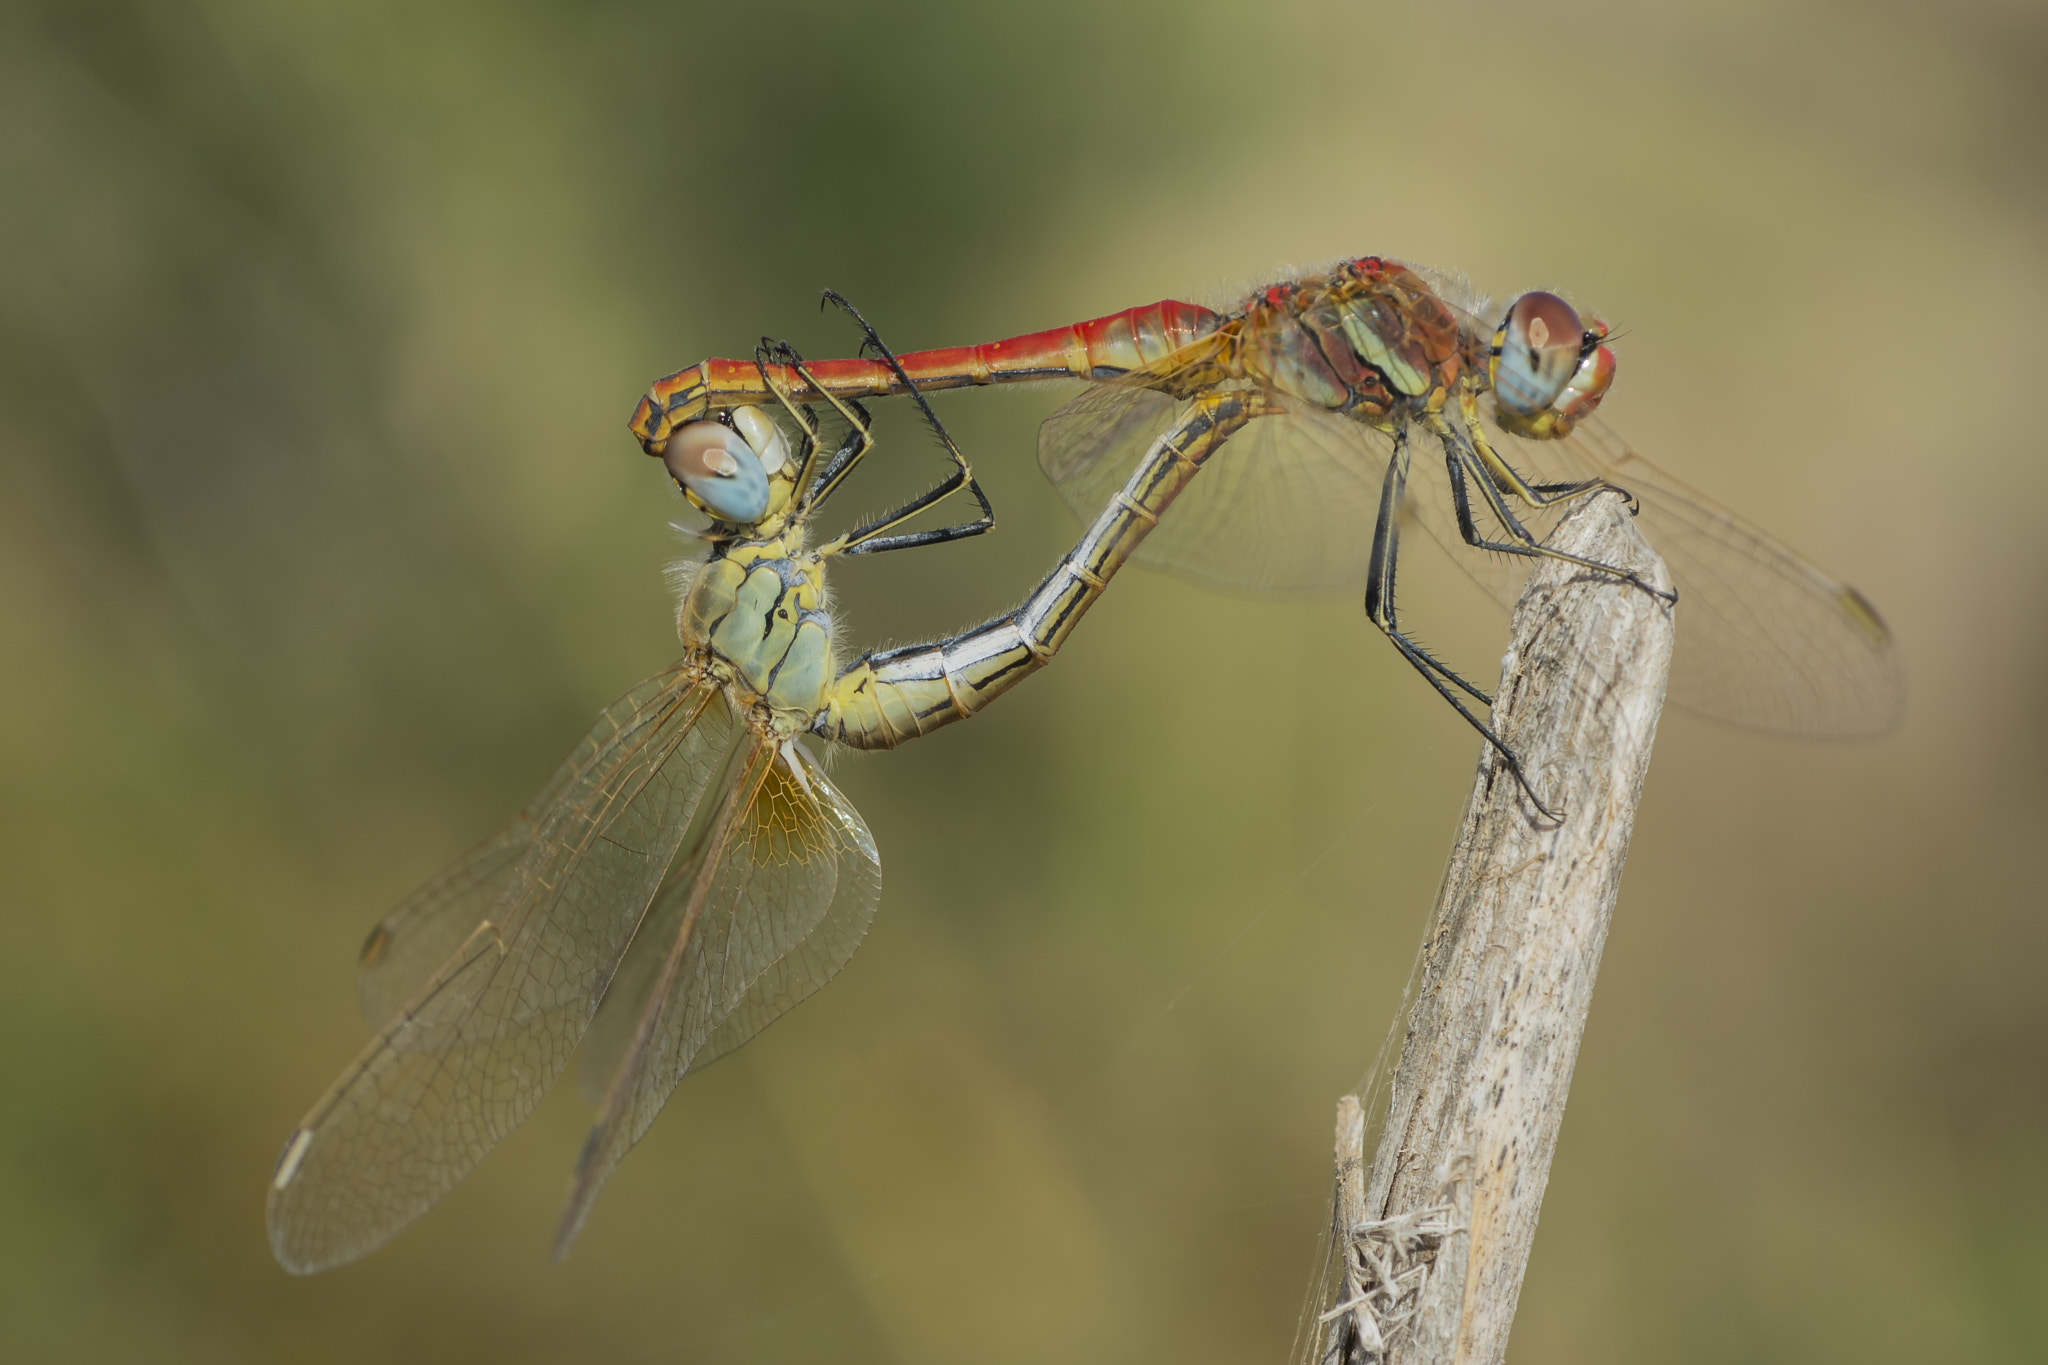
266,297,1248,1274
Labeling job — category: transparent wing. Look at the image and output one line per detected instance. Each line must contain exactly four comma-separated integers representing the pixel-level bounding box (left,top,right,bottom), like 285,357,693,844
1039,381,1396,594
1038,368,1902,736
266,665,730,1276
357,821,540,1032
1446,405,1905,736
691,747,880,1068
554,740,881,1258
355,698,621,1029
1567,419,1902,734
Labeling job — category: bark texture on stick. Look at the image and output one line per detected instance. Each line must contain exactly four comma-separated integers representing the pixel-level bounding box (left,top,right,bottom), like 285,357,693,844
1322,492,1673,1365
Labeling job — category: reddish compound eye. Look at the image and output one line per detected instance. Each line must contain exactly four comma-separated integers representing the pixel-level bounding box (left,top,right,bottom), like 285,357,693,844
1551,340,1616,431
1491,292,1585,418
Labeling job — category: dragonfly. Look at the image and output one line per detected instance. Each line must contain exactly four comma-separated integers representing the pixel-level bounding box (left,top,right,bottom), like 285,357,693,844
631,256,1903,811
266,297,1227,1273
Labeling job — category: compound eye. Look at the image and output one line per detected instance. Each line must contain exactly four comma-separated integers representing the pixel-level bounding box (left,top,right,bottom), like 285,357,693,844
662,420,770,523
728,405,791,476
1550,340,1616,432
1492,292,1584,417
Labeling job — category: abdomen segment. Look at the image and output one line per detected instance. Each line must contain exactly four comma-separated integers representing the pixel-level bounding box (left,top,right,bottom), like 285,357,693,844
630,300,1222,450
815,387,1255,747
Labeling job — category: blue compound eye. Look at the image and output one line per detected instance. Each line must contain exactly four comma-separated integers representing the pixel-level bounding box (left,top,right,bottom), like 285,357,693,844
1491,292,1585,418
662,420,770,524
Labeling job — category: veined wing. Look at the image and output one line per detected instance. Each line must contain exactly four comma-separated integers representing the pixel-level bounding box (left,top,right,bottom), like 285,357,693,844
353,694,618,1029
554,739,880,1258
1039,379,1394,594
1440,405,1905,736
1562,418,1902,735
1039,370,1902,737
267,664,730,1276
684,745,879,1070
357,820,544,1032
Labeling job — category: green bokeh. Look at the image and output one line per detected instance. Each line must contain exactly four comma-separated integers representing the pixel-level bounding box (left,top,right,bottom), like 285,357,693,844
2,1,2043,1361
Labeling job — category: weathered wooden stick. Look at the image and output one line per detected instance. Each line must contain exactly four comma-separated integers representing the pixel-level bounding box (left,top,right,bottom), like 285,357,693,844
1321,492,1673,1365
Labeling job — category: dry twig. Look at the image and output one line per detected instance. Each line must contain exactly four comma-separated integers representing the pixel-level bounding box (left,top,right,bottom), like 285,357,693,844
1320,492,1674,1365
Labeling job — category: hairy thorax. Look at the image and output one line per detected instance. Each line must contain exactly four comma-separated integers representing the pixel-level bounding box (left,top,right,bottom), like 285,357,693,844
1221,260,1469,430
677,535,836,733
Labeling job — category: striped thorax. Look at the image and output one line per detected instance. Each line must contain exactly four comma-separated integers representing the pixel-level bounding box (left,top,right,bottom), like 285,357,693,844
679,535,835,735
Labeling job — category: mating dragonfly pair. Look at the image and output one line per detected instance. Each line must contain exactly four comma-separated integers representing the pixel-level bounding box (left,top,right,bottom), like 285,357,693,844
267,257,1902,1274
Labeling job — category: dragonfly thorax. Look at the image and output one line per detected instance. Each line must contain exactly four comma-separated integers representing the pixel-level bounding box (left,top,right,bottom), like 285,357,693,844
678,536,836,732
1229,259,1469,424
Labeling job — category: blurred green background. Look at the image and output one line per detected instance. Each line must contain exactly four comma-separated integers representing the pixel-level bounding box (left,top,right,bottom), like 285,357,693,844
2,0,2043,1360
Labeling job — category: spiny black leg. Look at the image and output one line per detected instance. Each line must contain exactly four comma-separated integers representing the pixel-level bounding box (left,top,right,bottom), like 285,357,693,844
1526,478,1641,515
753,336,887,508
742,328,992,551
1363,430,1556,817
800,389,877,506
1365,433,1492,707
1441,426,1675,607
817,291,996,555
1459,397,1654,532
751,339,825,478
1385,627,1560,821
749,338,864,501
1362,430,1406,629
1463,400,1629,516
808,417,871,498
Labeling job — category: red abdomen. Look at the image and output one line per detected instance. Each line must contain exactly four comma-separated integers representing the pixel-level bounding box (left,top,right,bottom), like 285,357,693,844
630,300,1223,450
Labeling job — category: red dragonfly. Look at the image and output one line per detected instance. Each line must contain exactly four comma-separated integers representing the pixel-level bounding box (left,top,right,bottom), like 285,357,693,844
631,257,1902,802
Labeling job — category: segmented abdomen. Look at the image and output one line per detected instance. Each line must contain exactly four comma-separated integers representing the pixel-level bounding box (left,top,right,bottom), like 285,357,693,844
630,299,1222,449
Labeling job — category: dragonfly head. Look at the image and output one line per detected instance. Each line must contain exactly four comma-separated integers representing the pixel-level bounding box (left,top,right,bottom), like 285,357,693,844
1488,291,1616,439
661,405,794,530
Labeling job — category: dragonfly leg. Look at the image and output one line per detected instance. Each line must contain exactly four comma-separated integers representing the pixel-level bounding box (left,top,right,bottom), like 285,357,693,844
813,292,996,556
1435,417,1676,607
1363,430,1559,820
816,391,1257,747
751,339,877,507
1458,390,1621,506
1459,391,1655,525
